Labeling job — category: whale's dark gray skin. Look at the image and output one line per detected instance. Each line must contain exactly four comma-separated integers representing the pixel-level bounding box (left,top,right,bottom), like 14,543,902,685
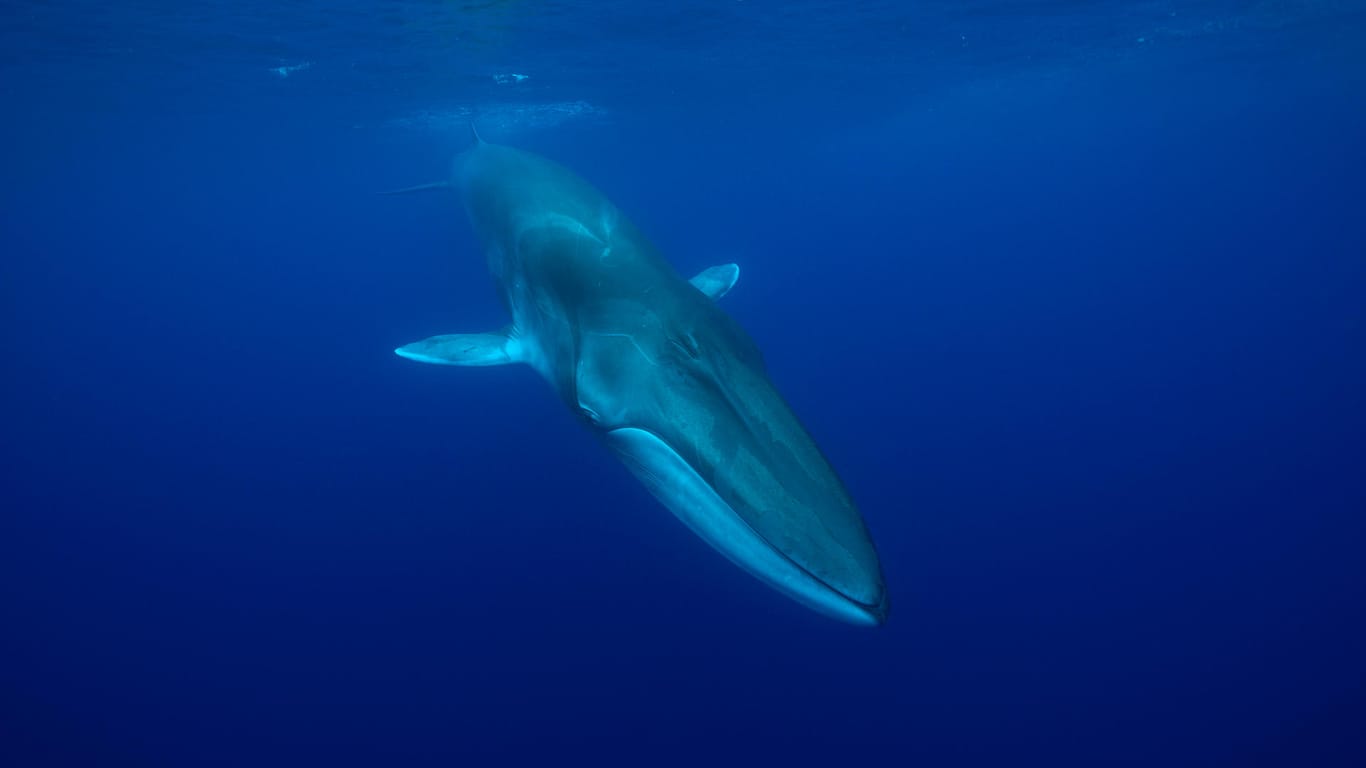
392,131,888,625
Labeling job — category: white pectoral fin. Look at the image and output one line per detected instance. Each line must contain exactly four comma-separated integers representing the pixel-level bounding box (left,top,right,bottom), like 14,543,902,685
395,329,522,366
688,263,740,301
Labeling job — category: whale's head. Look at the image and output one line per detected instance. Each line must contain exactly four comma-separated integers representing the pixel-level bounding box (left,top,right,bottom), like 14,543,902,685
575,295,889,625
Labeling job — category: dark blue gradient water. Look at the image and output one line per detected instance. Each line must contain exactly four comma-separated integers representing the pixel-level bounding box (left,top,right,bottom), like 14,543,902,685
3,2,1364,765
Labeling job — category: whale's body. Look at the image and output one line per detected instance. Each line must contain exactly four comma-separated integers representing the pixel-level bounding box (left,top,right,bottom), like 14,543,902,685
394,134,889,625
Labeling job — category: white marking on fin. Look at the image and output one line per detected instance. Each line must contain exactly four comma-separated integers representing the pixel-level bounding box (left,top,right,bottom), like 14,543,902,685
688,264,740,301
395,330,522,366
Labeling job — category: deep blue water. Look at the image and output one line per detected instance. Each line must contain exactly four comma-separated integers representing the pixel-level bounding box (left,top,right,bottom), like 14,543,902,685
3,2,1365,765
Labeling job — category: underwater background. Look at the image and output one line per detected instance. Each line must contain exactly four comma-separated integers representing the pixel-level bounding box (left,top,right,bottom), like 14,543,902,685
3,1,1364,765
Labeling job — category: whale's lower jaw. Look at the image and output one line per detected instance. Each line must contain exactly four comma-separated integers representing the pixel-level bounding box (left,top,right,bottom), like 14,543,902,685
606,427,888,626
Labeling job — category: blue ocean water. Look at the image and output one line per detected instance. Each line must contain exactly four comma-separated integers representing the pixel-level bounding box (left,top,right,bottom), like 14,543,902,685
3,1,1365,764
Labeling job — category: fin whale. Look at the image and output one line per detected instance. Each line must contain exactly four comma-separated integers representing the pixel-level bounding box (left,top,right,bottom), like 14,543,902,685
390,132,889,625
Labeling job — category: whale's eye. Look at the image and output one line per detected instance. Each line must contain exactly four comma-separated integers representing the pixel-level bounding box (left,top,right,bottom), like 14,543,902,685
579,406,601,425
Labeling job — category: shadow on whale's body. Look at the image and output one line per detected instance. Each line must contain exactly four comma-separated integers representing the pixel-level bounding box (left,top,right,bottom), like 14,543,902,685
388,129,889,625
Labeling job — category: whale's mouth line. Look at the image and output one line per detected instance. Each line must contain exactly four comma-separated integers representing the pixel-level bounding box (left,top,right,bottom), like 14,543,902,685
734,511,887,619
625,426,885,622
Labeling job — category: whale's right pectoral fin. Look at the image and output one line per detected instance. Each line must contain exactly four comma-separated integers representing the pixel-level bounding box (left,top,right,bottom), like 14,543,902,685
395,329,522,366
689,263,740,301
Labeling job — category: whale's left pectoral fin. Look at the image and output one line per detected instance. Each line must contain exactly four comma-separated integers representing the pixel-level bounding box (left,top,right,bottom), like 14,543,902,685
689,263,740,301
395,329,522,366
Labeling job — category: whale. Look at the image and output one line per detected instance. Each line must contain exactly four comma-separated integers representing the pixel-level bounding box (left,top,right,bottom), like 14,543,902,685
390,129,889,625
